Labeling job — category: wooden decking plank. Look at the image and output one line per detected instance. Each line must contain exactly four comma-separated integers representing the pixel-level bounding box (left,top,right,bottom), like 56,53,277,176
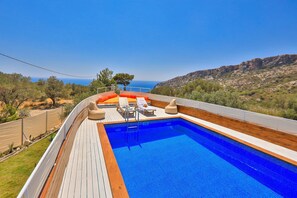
97,125,113,198
59,126,80,197
59,119,113,198
90,121,101,197
93,120,112,197
86,120,94,197
42,108,88,198
81,121,87,197
67,121,83,197
93,120,108,197
97,123,129,198
74,121,84,197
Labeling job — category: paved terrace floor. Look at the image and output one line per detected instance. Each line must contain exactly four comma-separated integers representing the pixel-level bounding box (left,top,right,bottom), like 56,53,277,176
58,106,297,197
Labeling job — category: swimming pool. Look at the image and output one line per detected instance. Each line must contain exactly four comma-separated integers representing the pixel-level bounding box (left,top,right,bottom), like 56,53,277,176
104,118,297,197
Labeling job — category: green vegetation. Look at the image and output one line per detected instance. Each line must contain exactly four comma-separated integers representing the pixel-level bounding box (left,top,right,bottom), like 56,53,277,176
0,105,19,123
152,79,245,109
0,72,42,123
45,76,65,106
152,78,297,120
96,68,116,87
0,135,53,198
0,68,134,123
0,73,40,109
113,73,134,90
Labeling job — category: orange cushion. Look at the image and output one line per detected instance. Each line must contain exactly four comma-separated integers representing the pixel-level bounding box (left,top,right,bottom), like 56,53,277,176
119,93,149,100
98,96,108,102
111,93,118,98
107,93,117,99
97,93,118,103
120,93,130,98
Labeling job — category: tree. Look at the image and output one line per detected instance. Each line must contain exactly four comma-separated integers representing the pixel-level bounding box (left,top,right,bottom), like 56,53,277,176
0,73,37,109
45,76,64,106
89,79,105,94
113,73,134,90
97,68,115,86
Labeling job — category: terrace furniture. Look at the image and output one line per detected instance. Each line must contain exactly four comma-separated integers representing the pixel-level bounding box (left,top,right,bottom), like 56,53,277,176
165,99,178,114
117,97,135,117
88,102,105,120
136,97,156,115
96,92,118,104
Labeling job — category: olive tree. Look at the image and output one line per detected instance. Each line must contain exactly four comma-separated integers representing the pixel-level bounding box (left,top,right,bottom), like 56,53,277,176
45,76,64,106
0,73,37,109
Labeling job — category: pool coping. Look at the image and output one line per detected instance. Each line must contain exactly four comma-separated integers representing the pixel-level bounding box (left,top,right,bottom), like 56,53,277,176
97,115,297,197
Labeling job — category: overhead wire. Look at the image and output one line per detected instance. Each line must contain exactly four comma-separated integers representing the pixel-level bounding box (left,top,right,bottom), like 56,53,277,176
0,52,95,78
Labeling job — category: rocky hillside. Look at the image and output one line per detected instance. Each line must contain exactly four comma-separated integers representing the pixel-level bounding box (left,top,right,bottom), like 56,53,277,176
156,54,297,91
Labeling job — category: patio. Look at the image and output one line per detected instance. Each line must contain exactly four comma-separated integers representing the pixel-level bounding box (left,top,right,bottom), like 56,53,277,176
57,106,297,197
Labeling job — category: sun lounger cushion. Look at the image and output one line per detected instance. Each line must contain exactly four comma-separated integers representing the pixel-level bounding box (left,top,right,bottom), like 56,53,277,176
136,97,156,114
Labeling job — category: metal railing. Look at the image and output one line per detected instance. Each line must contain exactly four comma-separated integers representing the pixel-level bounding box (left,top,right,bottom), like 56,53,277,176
97,85,151,94
121,86,151,93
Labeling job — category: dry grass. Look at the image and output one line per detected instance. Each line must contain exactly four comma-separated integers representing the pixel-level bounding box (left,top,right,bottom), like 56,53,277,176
247,105,283,117
20,98,73,110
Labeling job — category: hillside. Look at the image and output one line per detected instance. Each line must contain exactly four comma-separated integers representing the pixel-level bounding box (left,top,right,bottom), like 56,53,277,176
152,54,297,120
156,54,297,91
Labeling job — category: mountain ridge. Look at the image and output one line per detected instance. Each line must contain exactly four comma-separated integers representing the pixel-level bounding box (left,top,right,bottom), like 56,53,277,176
156,54,297,89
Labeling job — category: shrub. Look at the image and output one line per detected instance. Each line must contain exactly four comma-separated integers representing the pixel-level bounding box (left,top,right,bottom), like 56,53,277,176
8,143,14,154
18,108,30,118
48,133,56,142
282,109,297,120
63,103,75,118
0,105,19,123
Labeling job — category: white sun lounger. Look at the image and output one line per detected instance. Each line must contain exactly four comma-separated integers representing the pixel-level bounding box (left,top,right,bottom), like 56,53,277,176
136,97,156,115
117,97,135,116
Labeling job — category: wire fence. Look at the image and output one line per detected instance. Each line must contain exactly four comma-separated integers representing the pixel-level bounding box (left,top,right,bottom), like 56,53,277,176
0,107,63,152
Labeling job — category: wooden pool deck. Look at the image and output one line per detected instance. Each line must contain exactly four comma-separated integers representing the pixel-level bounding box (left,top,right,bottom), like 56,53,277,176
46,105,297,197
56,106,180,197
58,119,111,198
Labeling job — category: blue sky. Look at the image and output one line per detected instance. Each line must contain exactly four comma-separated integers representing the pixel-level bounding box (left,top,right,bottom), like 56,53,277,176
1,0,297,81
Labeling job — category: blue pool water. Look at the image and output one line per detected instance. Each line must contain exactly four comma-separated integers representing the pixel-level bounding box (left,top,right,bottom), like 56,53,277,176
105,118,297,197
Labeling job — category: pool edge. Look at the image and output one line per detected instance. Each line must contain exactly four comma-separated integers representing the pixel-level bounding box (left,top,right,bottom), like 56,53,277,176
97,123,129,198
180,116,297,166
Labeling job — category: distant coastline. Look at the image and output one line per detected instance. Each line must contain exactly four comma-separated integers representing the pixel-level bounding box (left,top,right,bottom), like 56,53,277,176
31,77,159,90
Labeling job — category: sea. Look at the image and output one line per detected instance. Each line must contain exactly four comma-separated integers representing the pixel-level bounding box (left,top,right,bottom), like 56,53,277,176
31,77,159,90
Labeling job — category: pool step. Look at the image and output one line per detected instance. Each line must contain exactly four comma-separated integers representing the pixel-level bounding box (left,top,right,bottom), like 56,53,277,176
127,125,138,129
